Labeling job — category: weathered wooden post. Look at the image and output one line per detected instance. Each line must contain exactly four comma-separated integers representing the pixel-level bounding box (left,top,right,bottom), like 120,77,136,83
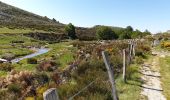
133,43,135,57
122,49,126,83
129,42,133,63
43,88,59,100
102,51,119,100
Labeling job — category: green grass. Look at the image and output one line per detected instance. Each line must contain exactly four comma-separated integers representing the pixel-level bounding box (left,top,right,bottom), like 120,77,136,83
12,42,76,72
0,34,75,73
0,34,41,74
0,48,33,58
37,42,76,69
0,27,46,34
159,56,170,99
0,71,8,77
117,64,146,100
14,59,38,71
0,34,75,71
0,34,37,58
59,52,74,67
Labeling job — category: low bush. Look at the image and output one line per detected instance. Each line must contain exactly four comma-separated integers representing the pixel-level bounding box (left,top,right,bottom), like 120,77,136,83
0,63,13,71
164,42,170,48
51,71,61,85
8,83,21,93
37,61,59,71
27,58,37,64
34,72,49,85
0,89,17,100
11,40,24,43
161,41,165,48
71,40,85,48
19,71,34,86
135,49,145,57
135,56,144,64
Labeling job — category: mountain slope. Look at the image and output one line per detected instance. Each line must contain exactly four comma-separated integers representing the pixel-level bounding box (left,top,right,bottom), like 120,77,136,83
0,1,127,40
0,1,64,32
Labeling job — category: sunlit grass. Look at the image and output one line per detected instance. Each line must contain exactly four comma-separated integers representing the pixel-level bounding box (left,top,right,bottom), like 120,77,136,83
0,27,46,34
159,56,170,99
117,64,146,100
0,71,8,77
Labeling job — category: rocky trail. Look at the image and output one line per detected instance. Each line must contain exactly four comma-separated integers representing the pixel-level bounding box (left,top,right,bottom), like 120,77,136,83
140,50,169,100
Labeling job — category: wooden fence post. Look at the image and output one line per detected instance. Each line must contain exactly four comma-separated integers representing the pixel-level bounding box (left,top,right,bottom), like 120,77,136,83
133,44,135,57
129,43,133,63
43,88,59,100
122,49,126,83
102,51,119,100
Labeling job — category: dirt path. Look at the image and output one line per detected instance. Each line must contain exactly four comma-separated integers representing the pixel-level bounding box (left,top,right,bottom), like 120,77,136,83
141,51,166,100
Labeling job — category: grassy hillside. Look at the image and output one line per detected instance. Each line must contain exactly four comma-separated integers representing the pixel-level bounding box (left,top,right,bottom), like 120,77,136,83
0,27,47,34
0,1,127,38
0,1,65,32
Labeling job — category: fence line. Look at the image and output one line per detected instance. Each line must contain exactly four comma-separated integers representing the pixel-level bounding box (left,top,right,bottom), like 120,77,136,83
102,51,119,100
43,40,137,100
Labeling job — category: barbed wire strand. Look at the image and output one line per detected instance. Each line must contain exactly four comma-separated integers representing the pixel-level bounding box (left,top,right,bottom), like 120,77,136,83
68,80,96,100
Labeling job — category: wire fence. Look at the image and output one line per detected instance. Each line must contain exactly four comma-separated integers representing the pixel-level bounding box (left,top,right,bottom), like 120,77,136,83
43,40,137,100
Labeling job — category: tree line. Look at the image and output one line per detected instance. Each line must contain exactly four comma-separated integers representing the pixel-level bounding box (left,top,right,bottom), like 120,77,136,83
65,23,151,40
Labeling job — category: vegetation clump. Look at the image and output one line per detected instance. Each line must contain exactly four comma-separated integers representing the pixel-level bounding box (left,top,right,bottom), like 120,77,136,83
27,58,37,64
96,26,118,40
65,23,77,39
37,61,59,71
8,83,22,93
0,63,13,71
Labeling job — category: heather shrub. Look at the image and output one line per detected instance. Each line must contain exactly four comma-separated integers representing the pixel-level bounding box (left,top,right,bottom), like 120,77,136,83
8,83,21,93
135,49,144,57
135,56,144,64
19,71,34,85
37,61,58,71
0,63,13,71
0,89,17,100
136,44,151,53
34,72,49,85
11,40,24,43
51,71,61,85
71,40,85,48
27,58,37,64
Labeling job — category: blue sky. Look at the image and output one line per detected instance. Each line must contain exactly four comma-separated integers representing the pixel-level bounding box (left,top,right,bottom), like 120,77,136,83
1,0,170,33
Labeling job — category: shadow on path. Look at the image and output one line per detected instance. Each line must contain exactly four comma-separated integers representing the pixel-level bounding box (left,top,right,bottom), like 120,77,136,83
127,82,163,92
139,72,161,78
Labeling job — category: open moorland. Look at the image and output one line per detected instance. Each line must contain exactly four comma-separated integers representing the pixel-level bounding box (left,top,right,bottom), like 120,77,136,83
0,1,170,100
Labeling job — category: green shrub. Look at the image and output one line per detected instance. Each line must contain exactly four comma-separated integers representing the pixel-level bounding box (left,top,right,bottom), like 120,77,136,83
136,44,151,54
135,56,144,64
8,84,21,93
0,89,17,100
135,50,145,57
11,40,24,43
0,63,13,71
37,61,58,71
27,58,37,64
34,72,49,85
96,26,117,40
